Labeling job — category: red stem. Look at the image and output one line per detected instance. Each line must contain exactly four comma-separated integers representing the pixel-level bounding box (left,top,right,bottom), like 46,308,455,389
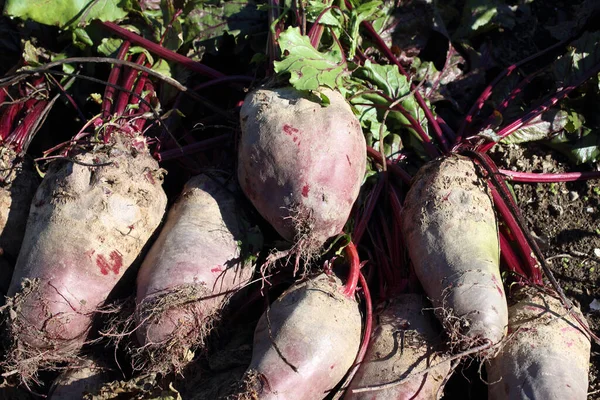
102,41,130,119
307,5,342,48
489,185,543,284
369,223,394,297
366,146,412,184
99,21,225,79
0,103,24,141
436,115,456,141
266,0,281,75
354,272,373,378
485,70,541,129
0,87,7,104
352,172,386,244
335,269,373,397
128,69,149,110
499,231,528,277
7,100,49,153
378,207,395,264
133,81,155,133
456,37,571,143
343,241,361,297
115,53,147,116
499,169,600,183
388,186,404,264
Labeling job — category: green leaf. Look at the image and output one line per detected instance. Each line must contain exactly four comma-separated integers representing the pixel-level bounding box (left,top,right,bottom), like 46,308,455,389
367,0,400,46
274,27,348,91
354,60,409,98
306,0,342,27
151,58,172,79
564,110,584,133
319,92,331,106
3,0,128,29
548,129,600,164
97,37,124,56
344,57,431,158
347,1,382,59
72,27,94,48
50,52,76,75
159,0,183,51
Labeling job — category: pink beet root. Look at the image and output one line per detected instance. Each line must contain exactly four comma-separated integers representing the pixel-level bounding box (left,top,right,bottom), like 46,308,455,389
238,87,366,252
5,135,167,378
231,273,362,399
134,174,261,372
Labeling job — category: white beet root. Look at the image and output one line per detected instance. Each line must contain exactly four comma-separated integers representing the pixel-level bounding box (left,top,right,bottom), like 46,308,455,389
401,155,508,348
345,294,452,399
487,288,591,400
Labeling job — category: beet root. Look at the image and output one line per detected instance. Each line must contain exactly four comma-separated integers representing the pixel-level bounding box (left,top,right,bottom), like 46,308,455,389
4,135,167,378
238,87,366,253
134,174,261,373
232,273,362,399
401,155,507,349
345,294,452,399
487,288,591,400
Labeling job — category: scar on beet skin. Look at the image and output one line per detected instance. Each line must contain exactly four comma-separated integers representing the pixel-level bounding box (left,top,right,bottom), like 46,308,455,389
302,184,310,197
283,124,300,136
97,250,124,275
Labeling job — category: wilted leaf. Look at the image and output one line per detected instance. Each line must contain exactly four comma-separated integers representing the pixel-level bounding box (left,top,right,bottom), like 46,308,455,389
274,27,348,91
501,109,569,144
